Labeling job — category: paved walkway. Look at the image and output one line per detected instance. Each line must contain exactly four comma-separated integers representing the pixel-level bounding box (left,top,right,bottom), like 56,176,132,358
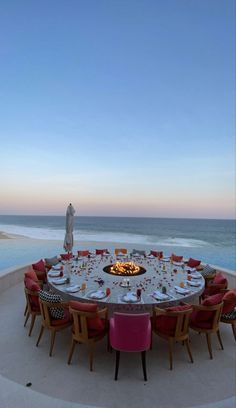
0,282,235,408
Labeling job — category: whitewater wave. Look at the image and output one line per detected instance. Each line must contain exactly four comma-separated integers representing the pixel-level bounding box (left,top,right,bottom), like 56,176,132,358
0,224,209,248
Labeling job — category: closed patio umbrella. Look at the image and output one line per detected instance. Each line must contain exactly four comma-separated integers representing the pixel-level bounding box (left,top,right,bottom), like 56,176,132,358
63,203,75,253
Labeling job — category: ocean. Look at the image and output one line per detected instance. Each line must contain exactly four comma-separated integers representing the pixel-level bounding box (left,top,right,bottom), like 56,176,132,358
0,215,235,271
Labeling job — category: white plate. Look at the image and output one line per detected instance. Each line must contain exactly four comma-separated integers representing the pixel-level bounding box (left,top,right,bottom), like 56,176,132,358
172,261,184,266
187,280,201,287
52,278,67,285
174,286,190,294
152,291,169,300
65,285,80,293
88,290,107,299
189,272,202,279
48,271,61,278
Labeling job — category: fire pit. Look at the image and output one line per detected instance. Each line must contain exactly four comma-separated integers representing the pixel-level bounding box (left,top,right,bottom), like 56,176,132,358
103,261,146,276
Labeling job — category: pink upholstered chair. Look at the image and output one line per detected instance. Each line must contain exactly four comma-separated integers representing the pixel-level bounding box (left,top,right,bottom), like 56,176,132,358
109,313,151,381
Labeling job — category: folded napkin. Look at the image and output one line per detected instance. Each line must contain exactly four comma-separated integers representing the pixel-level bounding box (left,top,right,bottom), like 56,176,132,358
153,291,169,300
89,290,106,299
174,286,190,294
123,292,138,302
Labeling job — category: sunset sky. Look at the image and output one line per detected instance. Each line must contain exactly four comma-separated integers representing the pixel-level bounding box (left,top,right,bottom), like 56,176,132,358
0,1,235,219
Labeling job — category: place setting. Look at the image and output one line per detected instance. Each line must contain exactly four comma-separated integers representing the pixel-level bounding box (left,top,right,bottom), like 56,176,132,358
174,283,191,295
151,290,173,301
86,288,111,300
48,270,61,278
118,288,143,304
64,284,81,293
51,277,68,285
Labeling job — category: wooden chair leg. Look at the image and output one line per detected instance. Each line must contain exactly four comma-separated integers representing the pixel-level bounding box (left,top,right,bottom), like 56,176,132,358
24,303,28,316
68,339,77,365
24,311,30,327
89,343,95,371
141,351,147,381
206,333,213,359
216,330,224,350
28,314,36,337
232,323,236,341
36,325,44,347
185,339,194,363
49,330,56,356
115,350,120,380
168,339,174,370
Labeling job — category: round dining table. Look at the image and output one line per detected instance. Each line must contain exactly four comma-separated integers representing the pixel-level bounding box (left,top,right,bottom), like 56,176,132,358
48,254,205,315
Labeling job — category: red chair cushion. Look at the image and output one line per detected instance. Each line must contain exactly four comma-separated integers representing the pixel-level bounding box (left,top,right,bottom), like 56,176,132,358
96,249,108,255
69,301,104,330
213,273,227,285
190,314,213,330
155,304,192,336
32,259,46,273
202,286,222,298
60,253,73,260
187,258,201,268
24,269,39,282
222,289,236,313
25,277,40,292
51,309,71,326
192,293,224,324
24,278,40,308
171,254,183,262
150,251,163,258
78,250,90,256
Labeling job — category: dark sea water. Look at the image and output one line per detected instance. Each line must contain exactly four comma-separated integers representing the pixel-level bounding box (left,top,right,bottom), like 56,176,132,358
0,215,235,271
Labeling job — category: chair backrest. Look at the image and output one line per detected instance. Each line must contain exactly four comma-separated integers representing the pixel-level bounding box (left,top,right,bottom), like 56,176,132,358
163,308,193,339
69,306,107,342
24,287,40,312
115,248,127,255
38,299,64,327
204,302,224,329
112,313,151,352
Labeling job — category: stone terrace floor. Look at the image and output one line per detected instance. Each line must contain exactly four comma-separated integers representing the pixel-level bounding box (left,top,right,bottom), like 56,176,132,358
0,282,235,408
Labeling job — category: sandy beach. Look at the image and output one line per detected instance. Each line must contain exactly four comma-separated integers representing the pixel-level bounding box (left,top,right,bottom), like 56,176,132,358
0,232,12,239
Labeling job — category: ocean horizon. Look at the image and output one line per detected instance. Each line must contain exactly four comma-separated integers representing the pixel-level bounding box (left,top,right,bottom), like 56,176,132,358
0,215,235,272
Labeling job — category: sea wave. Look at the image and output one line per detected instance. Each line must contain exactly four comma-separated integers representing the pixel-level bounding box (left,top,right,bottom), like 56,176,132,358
0,224,209,248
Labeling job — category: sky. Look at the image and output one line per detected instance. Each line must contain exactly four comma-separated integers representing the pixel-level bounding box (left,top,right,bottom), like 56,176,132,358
0,0,235,219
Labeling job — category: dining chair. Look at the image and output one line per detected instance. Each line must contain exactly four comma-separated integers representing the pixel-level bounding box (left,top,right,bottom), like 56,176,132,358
32,259,48,283
24,286,41,336
114,248,128,255
36,297,72,356
24,269,43,317
152,304,193,370
109,313,151,381
220,289,236,341
200,272,228,302
189,296,224,359
68,301,108,371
